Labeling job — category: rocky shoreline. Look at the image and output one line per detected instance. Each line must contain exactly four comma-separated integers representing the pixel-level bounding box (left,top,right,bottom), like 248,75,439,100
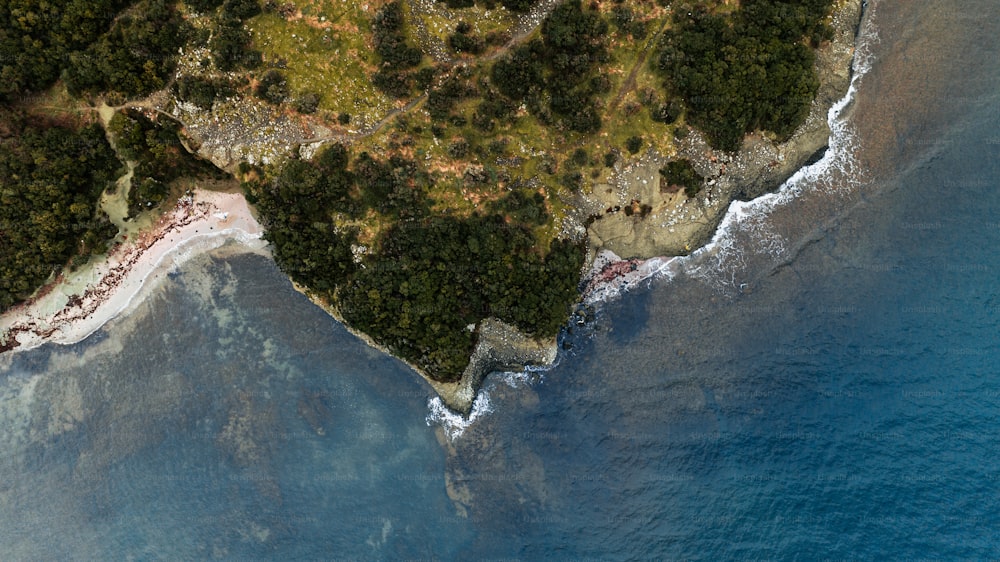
435,0,865,415
580,0,864,261
294,282,556,415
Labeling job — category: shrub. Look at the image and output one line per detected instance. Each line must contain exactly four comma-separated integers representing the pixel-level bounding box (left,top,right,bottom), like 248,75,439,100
447,139,470,159
175,76,218,109
659,159,703,197
625,135,643,154
652,99,683,124
255,70,288,103
295,92,321,114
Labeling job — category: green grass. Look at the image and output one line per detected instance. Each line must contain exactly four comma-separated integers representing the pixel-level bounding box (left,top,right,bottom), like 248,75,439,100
413,1,514,45
246,3,395,127
249,0,681,252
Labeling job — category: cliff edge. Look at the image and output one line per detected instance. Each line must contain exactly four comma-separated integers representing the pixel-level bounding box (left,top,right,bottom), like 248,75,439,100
580,0,864,261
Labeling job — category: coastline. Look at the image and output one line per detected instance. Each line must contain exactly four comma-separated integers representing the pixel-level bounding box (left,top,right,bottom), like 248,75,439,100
430,0,867,416
0,189,267,355
579,0,864,261
569,0,866,304
258,0,868,417
291,282,555,415
0,0,866,418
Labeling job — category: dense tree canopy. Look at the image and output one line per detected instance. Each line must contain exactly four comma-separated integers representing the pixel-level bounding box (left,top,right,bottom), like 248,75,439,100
64,0,189,99
657,0,834,151
491,0,608,133
338,217,583,379
246,144,584,382
0,117,122,311
0,0,262,99
0,0,134,102
244,144,362,292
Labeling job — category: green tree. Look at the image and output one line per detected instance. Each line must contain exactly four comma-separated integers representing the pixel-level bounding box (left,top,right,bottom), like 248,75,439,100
64,0,189,99
625,135,643,154
255,70,289,104
656,0,833,151
0,118,123,311
491,0,608,133
0,0,132,102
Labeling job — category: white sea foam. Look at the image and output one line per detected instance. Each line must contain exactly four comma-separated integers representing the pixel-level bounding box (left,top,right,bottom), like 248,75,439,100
426,390,495,440
496,368,536,388
426,361,562,439
426,4,882,434
679,4,880,291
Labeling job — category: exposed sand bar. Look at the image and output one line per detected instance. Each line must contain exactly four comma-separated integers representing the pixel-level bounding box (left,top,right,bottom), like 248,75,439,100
0,190,267,354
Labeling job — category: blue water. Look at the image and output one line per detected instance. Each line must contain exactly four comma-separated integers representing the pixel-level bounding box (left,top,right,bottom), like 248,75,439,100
0,252,478,559
3,1,1000,559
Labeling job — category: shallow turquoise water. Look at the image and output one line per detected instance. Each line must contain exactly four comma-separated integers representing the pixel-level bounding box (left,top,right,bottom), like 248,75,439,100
3,1,1000,559
0,251,478,559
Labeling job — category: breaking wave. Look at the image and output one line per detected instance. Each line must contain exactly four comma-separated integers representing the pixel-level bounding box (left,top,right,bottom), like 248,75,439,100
426,2,882,433
683,2,880,290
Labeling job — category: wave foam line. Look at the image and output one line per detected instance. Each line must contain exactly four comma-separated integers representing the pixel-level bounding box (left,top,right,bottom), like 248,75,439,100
680,3,881,290
0,190,266,355
426,390,495,440
426,3,882,432
426,358,563,439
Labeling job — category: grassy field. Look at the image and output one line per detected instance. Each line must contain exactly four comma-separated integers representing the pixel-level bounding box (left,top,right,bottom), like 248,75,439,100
246,0,398,128
408,0,514,48
177,0,685,251
338,0,684,248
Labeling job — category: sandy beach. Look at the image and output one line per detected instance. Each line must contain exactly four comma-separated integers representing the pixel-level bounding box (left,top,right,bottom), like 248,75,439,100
0,177,675,414
0,189,267,354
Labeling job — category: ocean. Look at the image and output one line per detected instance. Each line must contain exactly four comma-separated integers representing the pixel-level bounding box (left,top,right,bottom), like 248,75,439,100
3,0,1000,559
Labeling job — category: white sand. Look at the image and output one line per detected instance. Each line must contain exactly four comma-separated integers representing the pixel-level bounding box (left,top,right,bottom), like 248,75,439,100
0,190,267,354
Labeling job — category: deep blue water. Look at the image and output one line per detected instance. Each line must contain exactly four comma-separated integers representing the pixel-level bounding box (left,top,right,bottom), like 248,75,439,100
3,1,1000,559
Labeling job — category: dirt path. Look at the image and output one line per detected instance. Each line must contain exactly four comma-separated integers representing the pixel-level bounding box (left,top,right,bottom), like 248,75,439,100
91,1,566,163
608,18,671,113
298,0,565,146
